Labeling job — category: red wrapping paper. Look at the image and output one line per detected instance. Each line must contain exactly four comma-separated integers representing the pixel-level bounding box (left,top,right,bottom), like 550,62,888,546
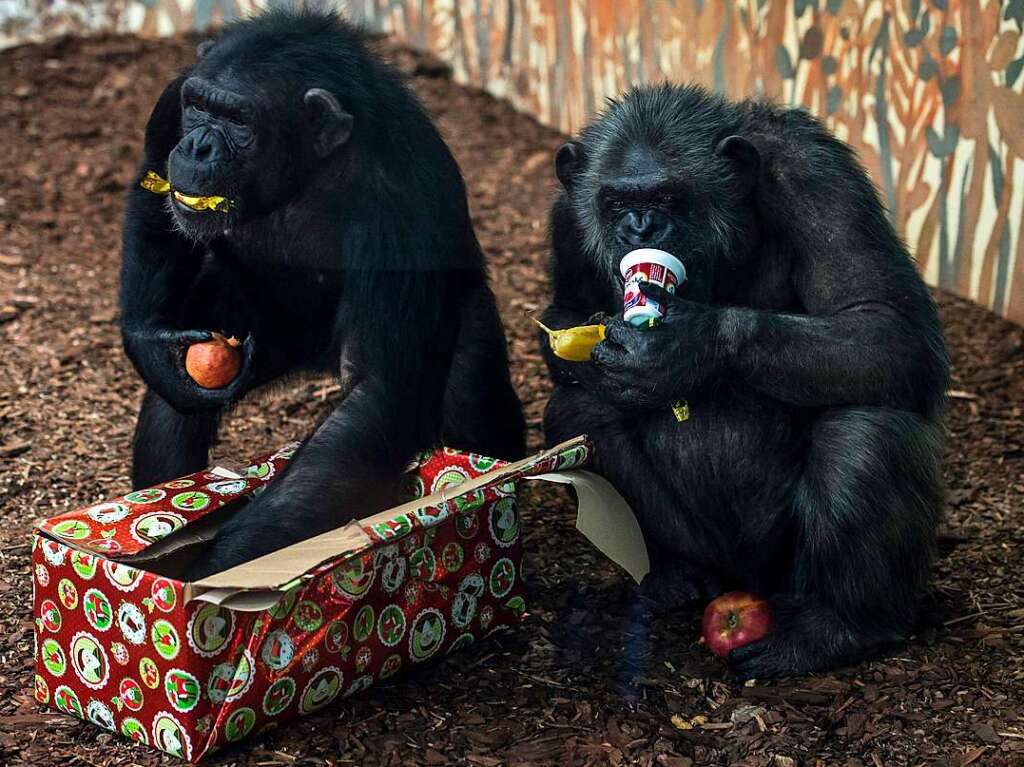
32,439,591,760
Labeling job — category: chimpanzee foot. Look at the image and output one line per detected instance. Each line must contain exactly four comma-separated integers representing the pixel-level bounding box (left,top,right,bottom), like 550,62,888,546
727,629,882,679
639,564,721,612
727,636,804,678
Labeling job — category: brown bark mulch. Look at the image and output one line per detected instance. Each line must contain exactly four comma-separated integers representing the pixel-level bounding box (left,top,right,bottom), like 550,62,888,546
0,33,1022,767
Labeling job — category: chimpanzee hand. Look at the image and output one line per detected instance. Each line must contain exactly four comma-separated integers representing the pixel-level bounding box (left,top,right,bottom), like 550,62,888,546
590,282,728,410
123,326,255,413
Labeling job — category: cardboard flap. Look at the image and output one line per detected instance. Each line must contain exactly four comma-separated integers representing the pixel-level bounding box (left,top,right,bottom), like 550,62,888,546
190,521,372,591
35,443,301,559
189,586,289,612
529,470,650,584
188,436,592,594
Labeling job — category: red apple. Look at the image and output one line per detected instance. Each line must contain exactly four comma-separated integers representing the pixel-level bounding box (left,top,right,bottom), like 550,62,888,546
185,333,242,389
701,592,773,658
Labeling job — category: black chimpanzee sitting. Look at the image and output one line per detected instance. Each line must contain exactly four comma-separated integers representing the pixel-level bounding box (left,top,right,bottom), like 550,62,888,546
120,10,525,578
540,84,948,677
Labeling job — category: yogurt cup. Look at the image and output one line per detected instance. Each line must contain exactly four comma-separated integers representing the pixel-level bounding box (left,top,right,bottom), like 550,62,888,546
619,248,686,326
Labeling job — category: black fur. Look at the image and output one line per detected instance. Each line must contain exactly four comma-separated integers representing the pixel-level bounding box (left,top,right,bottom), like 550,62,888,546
540,84,948,678
120,9,525,578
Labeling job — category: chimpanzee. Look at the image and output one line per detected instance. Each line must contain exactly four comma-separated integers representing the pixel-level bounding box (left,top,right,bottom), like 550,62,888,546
540,84,948,677
120,9,525,578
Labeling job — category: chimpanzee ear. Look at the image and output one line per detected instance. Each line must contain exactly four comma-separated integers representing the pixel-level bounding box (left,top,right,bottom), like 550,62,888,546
715,135,761,196
555,141,586,190
196,39,216,59
303,88,354,158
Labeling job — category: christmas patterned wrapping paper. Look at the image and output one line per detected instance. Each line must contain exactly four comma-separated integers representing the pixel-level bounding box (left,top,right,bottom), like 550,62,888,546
31,437,592,760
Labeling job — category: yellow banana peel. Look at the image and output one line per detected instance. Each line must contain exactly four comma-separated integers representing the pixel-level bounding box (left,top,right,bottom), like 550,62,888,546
140,170,171,194
140,170,231,213
534,318,606,362
534,316,690,422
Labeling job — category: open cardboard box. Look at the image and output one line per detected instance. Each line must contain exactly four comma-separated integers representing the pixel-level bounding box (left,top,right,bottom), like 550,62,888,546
30,435,646,760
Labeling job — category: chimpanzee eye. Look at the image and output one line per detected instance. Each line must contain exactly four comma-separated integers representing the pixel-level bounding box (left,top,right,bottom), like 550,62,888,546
227,119,255,146
184,104,205,123
226,114,246,127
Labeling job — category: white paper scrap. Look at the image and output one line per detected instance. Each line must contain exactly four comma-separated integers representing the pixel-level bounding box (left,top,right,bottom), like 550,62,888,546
529,470,650,584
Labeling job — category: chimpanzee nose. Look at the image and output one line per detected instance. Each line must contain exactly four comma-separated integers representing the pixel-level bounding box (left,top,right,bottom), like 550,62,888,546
179,127,229,165
618,209,667,246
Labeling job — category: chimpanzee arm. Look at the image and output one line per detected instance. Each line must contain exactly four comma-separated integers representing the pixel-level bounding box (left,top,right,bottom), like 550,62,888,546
721,127,948,416
121,75,196,332
120,75,254,413
186,274,455,578
189,378,422,576
722,300,946,416
540,197,618,385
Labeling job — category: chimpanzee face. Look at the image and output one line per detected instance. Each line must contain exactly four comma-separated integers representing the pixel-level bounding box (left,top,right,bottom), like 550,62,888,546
165,50,353,242
592,143,698,257
167,76,261,224
555,92,761,303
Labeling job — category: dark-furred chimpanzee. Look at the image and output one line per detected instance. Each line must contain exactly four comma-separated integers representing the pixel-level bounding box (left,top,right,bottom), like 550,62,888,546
120,10,525,578
541,84,948,677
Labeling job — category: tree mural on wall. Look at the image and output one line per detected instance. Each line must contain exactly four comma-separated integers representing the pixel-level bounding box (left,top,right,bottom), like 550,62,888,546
1,0,1021,321
339,0,1024,322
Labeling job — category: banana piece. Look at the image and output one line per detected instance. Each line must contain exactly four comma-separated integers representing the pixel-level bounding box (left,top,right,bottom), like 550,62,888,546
534,318,606,362
140,171,231,213
140,170,171,194
172,190,231,213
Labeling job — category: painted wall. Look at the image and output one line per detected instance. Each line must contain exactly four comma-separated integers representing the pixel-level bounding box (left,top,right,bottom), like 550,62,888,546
3,0,1023,322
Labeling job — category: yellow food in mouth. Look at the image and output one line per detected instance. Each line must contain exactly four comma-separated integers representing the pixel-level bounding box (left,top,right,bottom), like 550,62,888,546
172,190,231,212
139,170,231,213
534,318,606,361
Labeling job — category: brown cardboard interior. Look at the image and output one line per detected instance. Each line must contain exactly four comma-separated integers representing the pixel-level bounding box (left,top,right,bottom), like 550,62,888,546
189,585,293,612
129,497,250,568
186,436,586,595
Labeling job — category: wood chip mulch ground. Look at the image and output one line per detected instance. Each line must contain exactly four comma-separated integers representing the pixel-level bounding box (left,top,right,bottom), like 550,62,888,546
0,33,1022,767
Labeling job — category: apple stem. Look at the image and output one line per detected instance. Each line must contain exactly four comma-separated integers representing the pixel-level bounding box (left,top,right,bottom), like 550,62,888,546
726,612,739,629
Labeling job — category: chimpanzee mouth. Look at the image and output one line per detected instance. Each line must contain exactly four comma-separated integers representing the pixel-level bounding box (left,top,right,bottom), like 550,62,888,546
165,193,238,243
140,170,234,218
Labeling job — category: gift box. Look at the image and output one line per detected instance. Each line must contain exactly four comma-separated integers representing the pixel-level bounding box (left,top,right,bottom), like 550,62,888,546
31,436,593,760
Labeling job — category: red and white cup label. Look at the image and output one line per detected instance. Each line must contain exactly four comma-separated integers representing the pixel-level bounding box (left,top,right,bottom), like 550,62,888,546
619,249,686,326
